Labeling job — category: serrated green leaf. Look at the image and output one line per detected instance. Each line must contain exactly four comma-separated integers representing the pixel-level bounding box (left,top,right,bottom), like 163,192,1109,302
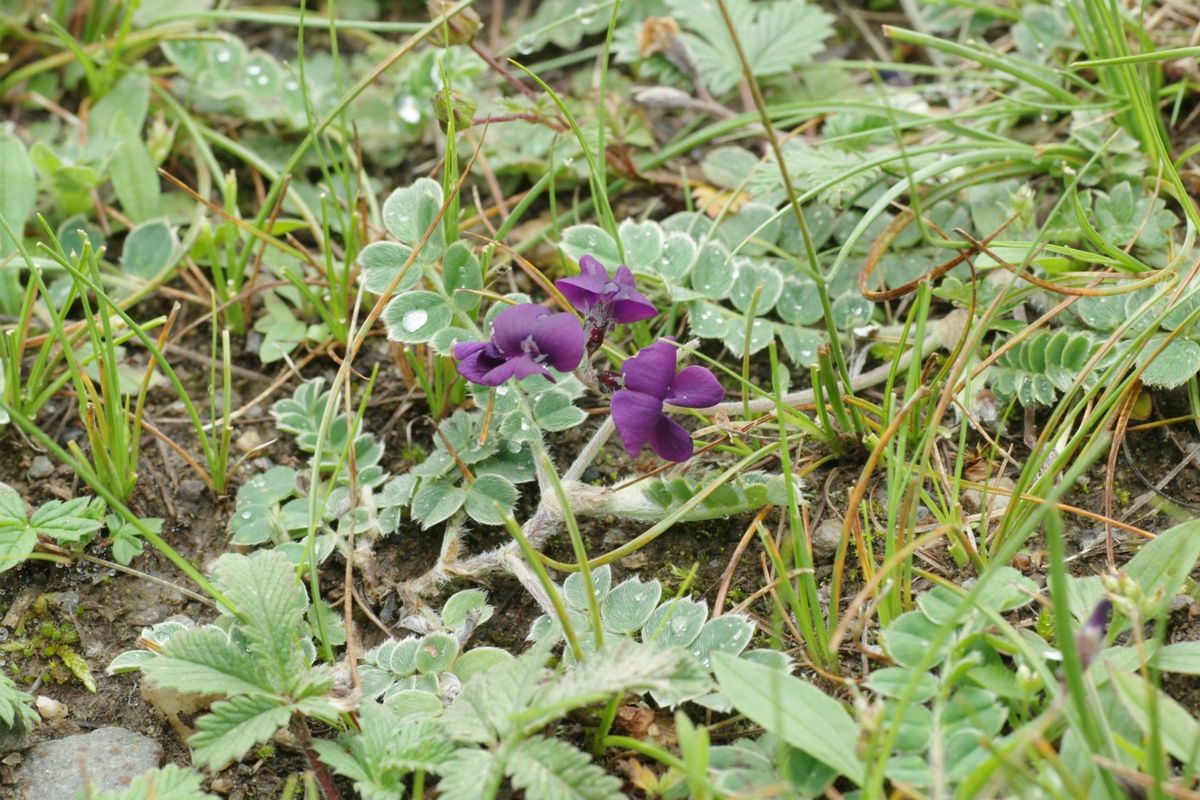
211,551,308,685
141,626,273,695
508,735,625,800
438,749,506,800
84,764,217,800
190,693,294,770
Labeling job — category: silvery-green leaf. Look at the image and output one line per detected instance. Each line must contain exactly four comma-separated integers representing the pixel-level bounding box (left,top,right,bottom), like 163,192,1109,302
411,479,466,529
560,224,621,267
618,218,663,274
382,178,445,260
722,316,774,357
831,294,874,329
601,576,662,634
384,292,452,343
689,616,754,667
642,598,707,647
729,260,783,315
701,145,760,189
1139,336,1200,389
777,275,825,326
121,219,179,280
453,647,513,683
776,325,822,366
718,203,781,255
691,240,736,298
414,633,458,674
441,589,493,631
430,326,476,356
564,565,612,611
689,301,730,338
657,232,698,282
463,474,518,526
533,391,586,432
359,241,421,294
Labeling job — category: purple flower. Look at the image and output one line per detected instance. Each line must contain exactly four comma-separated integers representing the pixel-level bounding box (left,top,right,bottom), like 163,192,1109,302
1075,598,1112,670
557,256,657,352
612,340,724,461
454,303,584,386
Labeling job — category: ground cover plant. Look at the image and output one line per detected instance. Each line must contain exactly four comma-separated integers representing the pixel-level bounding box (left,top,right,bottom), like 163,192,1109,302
2,0,1200,797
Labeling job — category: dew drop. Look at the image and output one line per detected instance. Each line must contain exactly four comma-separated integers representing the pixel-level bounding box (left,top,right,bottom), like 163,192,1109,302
516,35,536,55
257,75,270,86
215,47,232,63
496,387,510,396
575,3,597,23
247,64,262,76
397,95,421,124
402,309,428,331
284,79,300,92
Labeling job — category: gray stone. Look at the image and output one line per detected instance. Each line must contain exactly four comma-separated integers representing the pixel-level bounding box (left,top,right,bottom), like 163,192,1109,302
17,726,162,799
27,456,54,480
178,479,207,502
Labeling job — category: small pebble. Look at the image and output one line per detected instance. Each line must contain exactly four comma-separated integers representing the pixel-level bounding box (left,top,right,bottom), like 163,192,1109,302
28,456,54,479
210,777,234,795
811,519,842,561
16,726,162,800
235,430,263,455
34,696,66,722
178,479,207,502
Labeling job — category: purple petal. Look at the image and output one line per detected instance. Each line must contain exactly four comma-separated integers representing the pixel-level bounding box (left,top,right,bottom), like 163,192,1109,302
452,340,489,361
480,355,551,386
611,390,664,458
649,415,694,461
531,312,585,373
621,341,676,399
611,294,658,324
491,303,549,356
555,278,602,313
456,342,505,384
609,266,658,323
666,365,724,408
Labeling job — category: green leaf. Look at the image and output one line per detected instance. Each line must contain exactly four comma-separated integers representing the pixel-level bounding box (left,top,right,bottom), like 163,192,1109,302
438,749,506,800
508,735,625,800
109,115,161,223
533,391,586,432
1125,517,1200,621
712,652,864,784
83,764,217,800
560,225,621,268
359,241,422,295
464,474,518,526
384,291,453,344
443,241,483,311
382,178,446,262
88,69,151,149
1138,337,1200,389
122,219,179,280
414,632,459,674
211,551,308,685
865,667,938,701
412,479,467,529
667,0,835,95
0,129,36,255
0,524,36,573
642,598,707,648
618,219,664,276
189,693,295,770
564,565,612,611
1152,642,1200,674
141,626,273,695
30,497,105,543
601,576,662,634
882,610,951,668
1109,667,1200,772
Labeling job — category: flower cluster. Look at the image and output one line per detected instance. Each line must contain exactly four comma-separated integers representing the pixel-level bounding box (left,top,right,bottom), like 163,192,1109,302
452,255,724,461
